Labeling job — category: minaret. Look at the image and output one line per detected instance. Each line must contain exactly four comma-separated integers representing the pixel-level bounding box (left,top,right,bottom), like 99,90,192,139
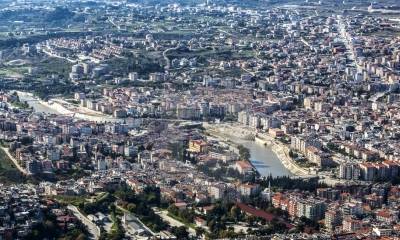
268,180,272,202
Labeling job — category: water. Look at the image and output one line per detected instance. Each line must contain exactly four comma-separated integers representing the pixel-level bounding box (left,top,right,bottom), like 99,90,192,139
18,92,121,123
233,138,292,177
18,92,291,177
18,92,61,114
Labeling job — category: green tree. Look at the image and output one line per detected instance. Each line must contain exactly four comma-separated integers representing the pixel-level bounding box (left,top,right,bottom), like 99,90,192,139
171,226,189,239
230,206,241,222
127,203,137,212
238,145,251,160
195,227,205,237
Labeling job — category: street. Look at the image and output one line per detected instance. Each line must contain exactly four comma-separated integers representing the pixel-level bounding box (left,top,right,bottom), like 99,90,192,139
67,205,101,240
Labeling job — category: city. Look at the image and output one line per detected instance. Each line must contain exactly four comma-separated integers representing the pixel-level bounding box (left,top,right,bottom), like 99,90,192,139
0,0,399,239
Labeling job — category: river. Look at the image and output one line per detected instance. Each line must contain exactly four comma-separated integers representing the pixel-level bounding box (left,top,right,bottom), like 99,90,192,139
19,92,291,177
16,91,60,114
233,138,292,177
17,92,122,123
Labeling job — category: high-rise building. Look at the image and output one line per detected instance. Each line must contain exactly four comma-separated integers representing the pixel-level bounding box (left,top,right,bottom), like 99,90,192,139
325,209,342,232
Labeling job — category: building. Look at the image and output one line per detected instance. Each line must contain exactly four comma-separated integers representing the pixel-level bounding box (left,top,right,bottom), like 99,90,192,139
376,209,399,224
339,163,360,180
268,128,284,138
188,140,208,154
208,183,226,200
149,72,165,82
359,162,376,181
234,160,254,175
342,217,362,233
129,72,138,81
74,92,86,101
238,183,260,197
238,111,250,125
325,209,342,232
296,199,326,221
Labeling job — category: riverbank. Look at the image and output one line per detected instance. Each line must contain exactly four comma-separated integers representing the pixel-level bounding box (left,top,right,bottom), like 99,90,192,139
204,123,314,178
205,128,261,176
17,91,122,123
254,134,312,176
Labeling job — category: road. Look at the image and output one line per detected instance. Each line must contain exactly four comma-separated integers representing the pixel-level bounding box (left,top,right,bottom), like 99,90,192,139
241,66,256,77
154,210,196,236
217,28,233,37
67,205,101,240
163,44,180,69
42,48,77,63
336,15,363,73
1,147,28,175
300,37,314,51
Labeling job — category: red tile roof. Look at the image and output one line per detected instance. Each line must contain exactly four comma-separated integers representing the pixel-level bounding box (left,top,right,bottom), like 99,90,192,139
236,202,293,229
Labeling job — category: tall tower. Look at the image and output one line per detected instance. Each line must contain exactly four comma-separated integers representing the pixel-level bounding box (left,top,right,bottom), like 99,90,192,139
268,180,272,202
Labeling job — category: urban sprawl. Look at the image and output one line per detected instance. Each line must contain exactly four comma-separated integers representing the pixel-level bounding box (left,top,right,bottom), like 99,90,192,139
0,0,399,239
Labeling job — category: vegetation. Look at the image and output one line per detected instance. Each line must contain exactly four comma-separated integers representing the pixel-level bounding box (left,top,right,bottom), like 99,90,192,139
54,195,87,207
45,7,75,22
54,192,116,215
10,100,30,109
0,147,26,184
33,82,82,100
34,57,73,79
24,207,88,240
223,114,238,122
259,175,327,192
80,193,115,215
169,142,187,162
100,205,125,240
246,218,288,235
167,204,196,226
197,164,243,181
204,201,243,239
170,226,189,239
115,185,168,232
296,159,318,168
106,55,163,78
238,144,251,160
295,216,321,233
8,92,31,109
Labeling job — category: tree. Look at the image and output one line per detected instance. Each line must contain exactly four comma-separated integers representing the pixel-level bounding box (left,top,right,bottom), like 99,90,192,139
230,206,241,222
246,215,257,226
138,145,145,152
167,204,179,216
195,227,205,238
127,203,137,213
171,226,189,239
238,145,251,160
